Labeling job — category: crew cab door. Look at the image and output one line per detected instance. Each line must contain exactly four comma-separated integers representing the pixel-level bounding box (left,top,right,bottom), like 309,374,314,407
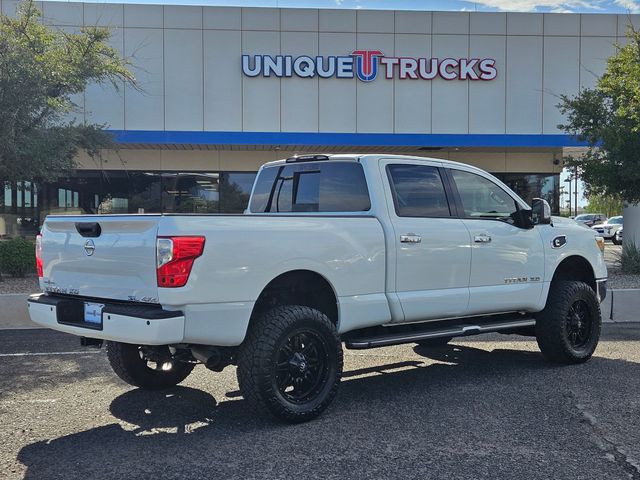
446,167,545,314
381,160,471,322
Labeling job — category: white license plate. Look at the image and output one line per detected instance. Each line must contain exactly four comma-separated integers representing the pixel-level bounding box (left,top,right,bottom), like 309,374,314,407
84,302,104,325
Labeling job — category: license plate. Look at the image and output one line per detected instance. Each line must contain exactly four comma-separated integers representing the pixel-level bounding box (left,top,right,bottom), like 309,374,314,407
84,302,104,325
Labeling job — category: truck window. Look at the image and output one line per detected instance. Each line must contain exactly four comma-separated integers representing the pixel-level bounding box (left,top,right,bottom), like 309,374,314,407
387,164,451,217
449,169,518,220
250,162,370,213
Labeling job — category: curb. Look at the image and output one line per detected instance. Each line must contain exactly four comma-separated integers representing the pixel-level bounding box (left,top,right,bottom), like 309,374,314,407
601,288,640,324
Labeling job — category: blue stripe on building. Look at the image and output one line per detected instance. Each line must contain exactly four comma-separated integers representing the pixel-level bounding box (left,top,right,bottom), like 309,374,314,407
109,130,588,148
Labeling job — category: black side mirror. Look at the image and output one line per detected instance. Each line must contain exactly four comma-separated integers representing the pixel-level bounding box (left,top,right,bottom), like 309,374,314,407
532,198,552,225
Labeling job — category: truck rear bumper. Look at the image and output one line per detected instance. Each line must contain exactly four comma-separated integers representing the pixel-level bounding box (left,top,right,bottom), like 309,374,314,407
27,294,185,345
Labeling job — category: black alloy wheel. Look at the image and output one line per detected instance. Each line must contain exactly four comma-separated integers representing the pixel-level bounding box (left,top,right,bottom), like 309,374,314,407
237,305,343,423
566,300,593,349
273,330,330,405
535,280,601,364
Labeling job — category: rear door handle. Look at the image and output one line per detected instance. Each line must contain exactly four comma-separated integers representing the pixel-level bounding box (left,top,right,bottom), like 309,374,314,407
400,234,422,244
474,234,492,243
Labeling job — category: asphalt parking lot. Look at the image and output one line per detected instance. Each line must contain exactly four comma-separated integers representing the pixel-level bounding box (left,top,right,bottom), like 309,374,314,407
1,326,639,480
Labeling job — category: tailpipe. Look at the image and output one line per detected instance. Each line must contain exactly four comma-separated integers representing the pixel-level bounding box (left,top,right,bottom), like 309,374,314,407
190,346,227,371
80,337,103,348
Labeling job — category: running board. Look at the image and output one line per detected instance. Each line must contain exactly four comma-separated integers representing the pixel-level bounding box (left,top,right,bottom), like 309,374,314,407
344,316,536,350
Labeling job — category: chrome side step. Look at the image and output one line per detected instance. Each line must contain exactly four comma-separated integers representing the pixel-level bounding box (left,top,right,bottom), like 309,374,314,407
344,317,536,350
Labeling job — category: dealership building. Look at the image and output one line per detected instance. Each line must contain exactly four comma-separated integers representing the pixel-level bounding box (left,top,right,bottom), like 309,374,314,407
0,0,635,237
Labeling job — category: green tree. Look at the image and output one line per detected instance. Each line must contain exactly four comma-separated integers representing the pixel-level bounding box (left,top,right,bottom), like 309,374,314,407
0,1,134,184
584,193,624,218
558,27,640,204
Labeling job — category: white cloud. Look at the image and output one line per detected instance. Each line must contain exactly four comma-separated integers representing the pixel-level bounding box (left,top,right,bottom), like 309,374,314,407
335,0,344,4
614,0,640,12
469,0,604,12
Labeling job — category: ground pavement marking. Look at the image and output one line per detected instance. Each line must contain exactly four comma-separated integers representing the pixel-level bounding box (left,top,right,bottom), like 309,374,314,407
0,351,100,357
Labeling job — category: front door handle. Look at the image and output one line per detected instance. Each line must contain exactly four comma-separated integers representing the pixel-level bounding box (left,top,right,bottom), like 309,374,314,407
400,234,422,244
474,234,492,244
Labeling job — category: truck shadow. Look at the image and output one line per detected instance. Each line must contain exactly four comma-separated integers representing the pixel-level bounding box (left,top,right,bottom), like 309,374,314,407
412,342,544,365
16,344,640,479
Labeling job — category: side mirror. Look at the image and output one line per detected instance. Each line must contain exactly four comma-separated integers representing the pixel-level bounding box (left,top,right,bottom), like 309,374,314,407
532,198,552,225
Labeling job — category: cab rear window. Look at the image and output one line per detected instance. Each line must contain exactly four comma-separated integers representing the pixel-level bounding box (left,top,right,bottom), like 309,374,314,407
249,162,371,213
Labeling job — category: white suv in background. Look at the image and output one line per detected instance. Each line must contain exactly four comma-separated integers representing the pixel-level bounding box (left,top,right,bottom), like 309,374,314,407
593,216,623,245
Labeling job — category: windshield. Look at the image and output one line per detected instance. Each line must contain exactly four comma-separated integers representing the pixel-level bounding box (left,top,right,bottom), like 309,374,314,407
575,214,594,221
608,216,623,224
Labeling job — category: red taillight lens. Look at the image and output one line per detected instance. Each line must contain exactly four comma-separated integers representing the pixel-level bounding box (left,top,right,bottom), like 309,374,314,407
35,234,43,278
156,236,205,288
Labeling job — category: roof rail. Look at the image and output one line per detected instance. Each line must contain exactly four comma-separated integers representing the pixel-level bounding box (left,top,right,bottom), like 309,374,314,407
285,154,330,163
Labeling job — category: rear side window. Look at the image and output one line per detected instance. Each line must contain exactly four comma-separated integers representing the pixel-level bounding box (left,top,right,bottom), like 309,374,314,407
249,161,371,213
387,164,451,217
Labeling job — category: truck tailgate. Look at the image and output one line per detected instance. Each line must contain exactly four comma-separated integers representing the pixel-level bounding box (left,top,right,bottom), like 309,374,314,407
40,215,161,303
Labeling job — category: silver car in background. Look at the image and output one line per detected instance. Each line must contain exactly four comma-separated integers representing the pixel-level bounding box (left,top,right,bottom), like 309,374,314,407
575,213,607,227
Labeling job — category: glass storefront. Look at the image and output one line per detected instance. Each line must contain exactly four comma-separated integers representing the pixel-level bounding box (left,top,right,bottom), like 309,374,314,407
0,171,257,238
494,173,560,215
0,170,559,238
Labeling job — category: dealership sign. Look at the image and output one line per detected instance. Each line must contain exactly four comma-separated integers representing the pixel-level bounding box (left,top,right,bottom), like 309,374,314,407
242,50,497,82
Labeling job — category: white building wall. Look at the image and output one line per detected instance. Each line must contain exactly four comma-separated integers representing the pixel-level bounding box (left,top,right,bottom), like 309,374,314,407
3,1,635,135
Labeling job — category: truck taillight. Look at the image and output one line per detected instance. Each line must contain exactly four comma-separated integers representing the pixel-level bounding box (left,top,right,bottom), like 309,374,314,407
35,234,43,278
156,236,205,288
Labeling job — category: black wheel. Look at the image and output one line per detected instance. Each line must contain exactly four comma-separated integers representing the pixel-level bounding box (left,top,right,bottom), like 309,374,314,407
416,336,452,347
613,234,622,246
237,305,343,423
535,281,601,364
106,342,195,390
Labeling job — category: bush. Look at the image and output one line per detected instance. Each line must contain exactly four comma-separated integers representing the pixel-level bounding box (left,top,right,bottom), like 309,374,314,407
619,241,640,275
0,238,36,277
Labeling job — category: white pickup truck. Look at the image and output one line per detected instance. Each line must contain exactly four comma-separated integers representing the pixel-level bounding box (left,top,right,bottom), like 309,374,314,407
29,154,607,422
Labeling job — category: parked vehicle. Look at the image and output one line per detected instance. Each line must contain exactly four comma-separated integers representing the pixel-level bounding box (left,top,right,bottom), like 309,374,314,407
575,213,607,227
29,155,608,422
593,216,623,244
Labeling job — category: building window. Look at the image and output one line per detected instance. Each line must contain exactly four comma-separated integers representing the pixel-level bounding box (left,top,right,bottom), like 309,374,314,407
494,173,560,215
162,173,220,214
220,172,257,213
39,171,257,216
58,188,78,209
3,184,11,207
100,171,162,214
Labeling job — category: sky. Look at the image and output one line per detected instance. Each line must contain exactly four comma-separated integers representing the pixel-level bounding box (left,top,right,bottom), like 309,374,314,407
45,0,640,14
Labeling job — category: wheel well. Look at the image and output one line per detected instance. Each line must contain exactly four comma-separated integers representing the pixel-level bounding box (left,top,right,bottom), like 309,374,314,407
250,270,339,326
551,256,596,292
